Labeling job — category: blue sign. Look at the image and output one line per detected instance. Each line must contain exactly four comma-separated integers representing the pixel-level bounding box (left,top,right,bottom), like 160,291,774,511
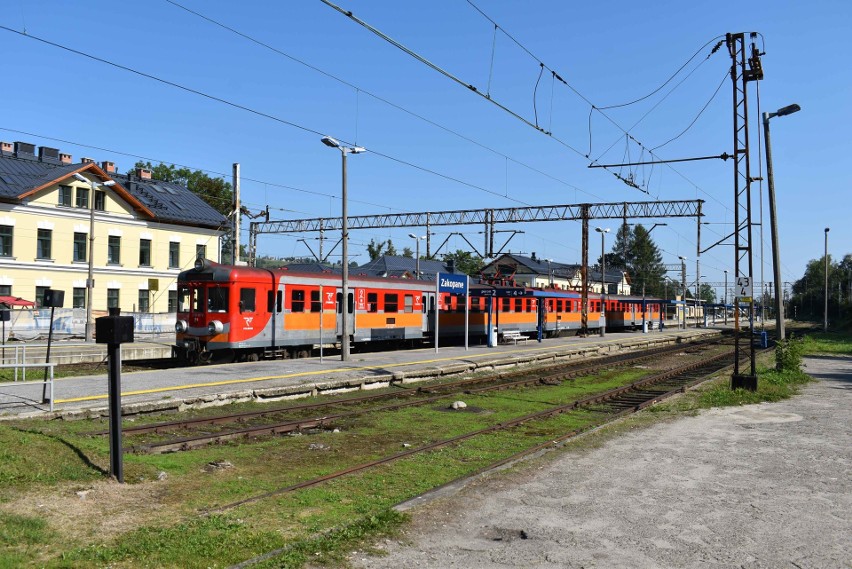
438,272,468,294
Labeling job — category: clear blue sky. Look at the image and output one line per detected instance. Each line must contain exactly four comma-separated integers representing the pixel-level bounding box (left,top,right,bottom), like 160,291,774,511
2,0,848,298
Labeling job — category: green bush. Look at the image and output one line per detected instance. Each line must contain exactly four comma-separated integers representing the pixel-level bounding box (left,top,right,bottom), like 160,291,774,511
775,336,805,372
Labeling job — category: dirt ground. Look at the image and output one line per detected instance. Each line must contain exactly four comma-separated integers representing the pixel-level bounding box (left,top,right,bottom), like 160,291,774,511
351,355,852,568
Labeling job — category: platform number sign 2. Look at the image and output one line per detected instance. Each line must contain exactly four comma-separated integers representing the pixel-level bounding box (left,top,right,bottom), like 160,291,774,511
736,276,753,301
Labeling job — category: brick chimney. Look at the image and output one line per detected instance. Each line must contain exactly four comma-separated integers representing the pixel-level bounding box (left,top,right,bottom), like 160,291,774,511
81,157,95,164
101,161,116,173
136,168,152,180
0,142,12,154
60,153,73,164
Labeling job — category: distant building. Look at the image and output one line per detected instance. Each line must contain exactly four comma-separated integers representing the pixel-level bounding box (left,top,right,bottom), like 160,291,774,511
353,255,465,281
0,141,228,314
480,252,630,294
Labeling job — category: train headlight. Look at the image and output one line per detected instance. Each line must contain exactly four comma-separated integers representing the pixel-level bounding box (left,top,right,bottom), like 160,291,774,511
207,320,224,335
175,320,188,333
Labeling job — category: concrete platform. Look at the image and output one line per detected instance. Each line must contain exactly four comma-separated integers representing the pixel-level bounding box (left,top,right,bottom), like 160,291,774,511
0,327,723,420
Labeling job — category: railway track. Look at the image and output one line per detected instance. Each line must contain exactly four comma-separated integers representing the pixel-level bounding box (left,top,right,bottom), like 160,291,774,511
100,337,729,452
206,346,755,514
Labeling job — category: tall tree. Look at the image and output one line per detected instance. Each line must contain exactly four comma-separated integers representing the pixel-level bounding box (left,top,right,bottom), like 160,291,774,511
698,283,716,303
607,223,633,270
366,238,386,261
442,249,484,276
609,224,666,297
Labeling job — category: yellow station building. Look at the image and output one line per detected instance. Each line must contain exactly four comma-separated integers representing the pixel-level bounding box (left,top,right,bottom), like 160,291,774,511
0,141,228,323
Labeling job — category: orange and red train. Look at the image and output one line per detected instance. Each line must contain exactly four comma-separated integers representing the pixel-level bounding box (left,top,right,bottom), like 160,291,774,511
174,259,663,363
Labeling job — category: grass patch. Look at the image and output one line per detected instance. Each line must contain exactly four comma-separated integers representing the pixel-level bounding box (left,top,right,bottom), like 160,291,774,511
800,332,852,355
0,348,763,568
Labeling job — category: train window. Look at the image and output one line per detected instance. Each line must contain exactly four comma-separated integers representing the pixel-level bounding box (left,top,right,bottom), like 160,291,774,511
367,292,378,313
337,292,342,314
177,286,190,313
384,293,398,313
404,294,414,313
239,288,255,312
267,291,274,312
208,286,228,313
514,298,522,312
501,298,510,312
277,291,283,313
456,294,467,313
471,297,481,313
422,295,426,314
526,298,534,312
310,290,321,312
348,292,354,314
291,289,305,313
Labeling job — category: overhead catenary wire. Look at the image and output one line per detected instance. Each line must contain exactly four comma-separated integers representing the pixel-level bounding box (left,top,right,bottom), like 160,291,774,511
0,25,541,211
462,0,727,201
167,0,601,199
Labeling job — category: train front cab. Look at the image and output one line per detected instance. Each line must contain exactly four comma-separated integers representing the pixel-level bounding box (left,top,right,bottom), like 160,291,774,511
175,260,277,363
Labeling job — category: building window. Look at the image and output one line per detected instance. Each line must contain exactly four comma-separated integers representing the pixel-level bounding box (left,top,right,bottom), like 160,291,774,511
169,242,180,268
94,190,106,211
73,287,86,309
0,225,12,257
76,187,89,209
0,285,11,296
196,244,206,260
35,286,48,309
73,233,87,262
139,239,151,266
58,185,72,207
108,236,121,265
37,229,52,259
107,289,119,309
138,289,150,313
168,290,178,313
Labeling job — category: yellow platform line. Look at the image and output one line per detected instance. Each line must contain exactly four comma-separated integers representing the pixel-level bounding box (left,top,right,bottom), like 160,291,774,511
54,336,633,404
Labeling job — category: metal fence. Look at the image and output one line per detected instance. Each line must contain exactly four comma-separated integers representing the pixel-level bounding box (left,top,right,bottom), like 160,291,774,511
1,308,176,342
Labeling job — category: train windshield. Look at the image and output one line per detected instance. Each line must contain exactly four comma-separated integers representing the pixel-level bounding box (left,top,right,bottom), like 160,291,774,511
177,285,206,314
177,285,192,313
208,286,229,313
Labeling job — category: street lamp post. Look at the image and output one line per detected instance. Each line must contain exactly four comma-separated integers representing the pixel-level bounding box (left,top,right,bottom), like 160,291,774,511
824,227,830,332
595,227,609,336
679,256,687,329
321,136,365,361
408,233,425,279
763,103,800,345
74,173,115,342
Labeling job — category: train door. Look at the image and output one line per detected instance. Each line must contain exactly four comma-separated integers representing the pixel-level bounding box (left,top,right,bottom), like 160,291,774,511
264,283,284,349
420,293,432,334
425,292,436,334
335,289,354,338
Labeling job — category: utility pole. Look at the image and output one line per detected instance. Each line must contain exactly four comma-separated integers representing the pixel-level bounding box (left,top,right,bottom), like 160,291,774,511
679,257,686,330
824,227,829,331
232,163,240,265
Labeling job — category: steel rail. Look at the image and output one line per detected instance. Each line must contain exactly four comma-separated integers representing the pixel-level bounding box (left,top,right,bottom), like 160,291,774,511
205,348,745,514
97,337,726,438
